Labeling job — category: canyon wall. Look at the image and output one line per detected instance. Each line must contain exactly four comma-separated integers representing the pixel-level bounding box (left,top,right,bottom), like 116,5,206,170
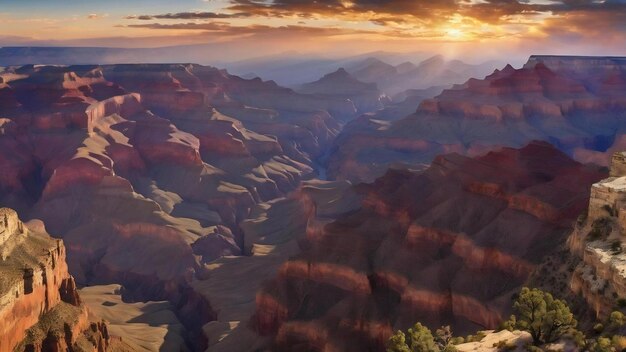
254,142,604,351
568,151,626,318
0,208,111,352
328,56,626,183
0,63,361,349
192,180,362,352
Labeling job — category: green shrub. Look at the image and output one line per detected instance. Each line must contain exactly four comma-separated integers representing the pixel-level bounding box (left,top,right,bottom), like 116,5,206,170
449,337,464,345
591,337,612,352
465,332,486,343
387,323,439,352
609,311,626,328
593,323,604,334
504,287,578,346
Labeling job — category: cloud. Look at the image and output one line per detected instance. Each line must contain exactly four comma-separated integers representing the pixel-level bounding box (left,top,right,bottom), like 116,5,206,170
539,2,626,41
122,21,380,38
119,0,626,43
87,13,109,20
124,11,252,20
224,0,626,34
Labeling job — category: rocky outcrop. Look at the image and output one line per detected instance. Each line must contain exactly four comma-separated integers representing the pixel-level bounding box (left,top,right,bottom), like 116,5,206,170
328,55,626,183
15,304,112,352
0,208,112,352
456,330,532,352
85,93,143,132
254,142,604,351
567,150,626,318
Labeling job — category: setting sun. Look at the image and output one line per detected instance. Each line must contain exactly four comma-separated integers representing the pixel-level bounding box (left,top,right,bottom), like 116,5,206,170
445,28,464,39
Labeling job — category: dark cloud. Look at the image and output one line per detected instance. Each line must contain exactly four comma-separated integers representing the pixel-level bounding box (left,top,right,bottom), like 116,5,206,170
122,21,380,37
122,0,626,41
460,0,549,23
227,0,492,23
226,0,626,26
125,11,253,20
124,22,231,30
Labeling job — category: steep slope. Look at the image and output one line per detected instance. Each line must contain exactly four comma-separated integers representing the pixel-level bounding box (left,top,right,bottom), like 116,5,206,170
566,151,626,319
0,63,358,348
0,208,114,352
193,180,362,352
253,142,605,351
329,55,626,183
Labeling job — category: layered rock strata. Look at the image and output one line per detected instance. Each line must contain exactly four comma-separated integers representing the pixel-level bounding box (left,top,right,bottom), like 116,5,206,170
193,180,362,352
0,64,360,349
0,208,112,352
568,151,626,318
254,142,604,351
328,55,626,182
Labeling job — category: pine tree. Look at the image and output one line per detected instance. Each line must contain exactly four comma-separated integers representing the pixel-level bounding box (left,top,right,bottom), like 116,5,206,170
387,323,440,352
505,287,578,345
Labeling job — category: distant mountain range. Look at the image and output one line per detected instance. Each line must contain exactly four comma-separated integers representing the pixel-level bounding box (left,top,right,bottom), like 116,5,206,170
327,55,626,182
296,68,388,115
345,55,504,97
226,53,505,94
0,47,504,101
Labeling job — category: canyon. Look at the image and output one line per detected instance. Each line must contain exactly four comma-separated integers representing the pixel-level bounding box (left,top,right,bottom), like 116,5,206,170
0,63,361,350
328,55,626,182
252,141,605,351
1,55,626,351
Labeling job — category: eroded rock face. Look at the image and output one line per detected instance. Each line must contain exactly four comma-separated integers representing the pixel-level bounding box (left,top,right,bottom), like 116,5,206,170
0,64,354,348
567,150,626,319
254,142,605,351
0,208,109,352
190,180,362,352
328,56,626,183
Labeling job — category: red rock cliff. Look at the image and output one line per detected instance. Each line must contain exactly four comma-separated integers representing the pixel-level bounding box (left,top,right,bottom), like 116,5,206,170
255,142,605,351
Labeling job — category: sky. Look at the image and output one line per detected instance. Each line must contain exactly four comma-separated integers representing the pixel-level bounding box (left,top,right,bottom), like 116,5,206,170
1,0,626,62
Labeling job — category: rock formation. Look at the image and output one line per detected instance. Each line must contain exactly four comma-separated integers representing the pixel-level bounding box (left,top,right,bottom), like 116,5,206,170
328,55,626,183
567,150,626,318
193,180,362,352
0,63,359,349
0,207,114,352
2,57,623,351
253,142,605,351
456,330,532,352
